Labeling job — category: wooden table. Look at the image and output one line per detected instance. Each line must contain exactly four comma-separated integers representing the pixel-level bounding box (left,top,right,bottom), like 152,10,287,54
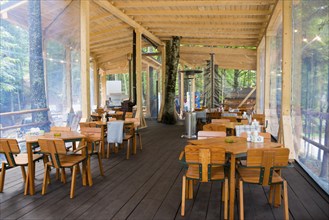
188,136,282,220
25,131,85,195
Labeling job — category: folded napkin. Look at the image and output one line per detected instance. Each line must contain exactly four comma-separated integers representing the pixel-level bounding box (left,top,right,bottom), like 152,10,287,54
107,121,124,144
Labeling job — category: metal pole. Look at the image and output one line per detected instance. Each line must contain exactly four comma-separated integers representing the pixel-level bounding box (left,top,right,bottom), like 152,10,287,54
210,53,215,108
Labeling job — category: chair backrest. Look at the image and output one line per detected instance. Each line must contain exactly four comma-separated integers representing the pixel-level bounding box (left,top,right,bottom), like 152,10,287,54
96,108,105,115
240,132,271,142
0,139,20,167
197,131,226,140
79,122,97,128
125,112,133,118
185,145,226,182
221,116,237,122
50,126,71,132
125,118,140,127
203,123,226,132
124,122,135,136
38,138,67,168
246,148,289,186
240,119,249,125
80,127,102,153
211,119,230,124
108,118,117,122
252,114,265,125
235,125,260,137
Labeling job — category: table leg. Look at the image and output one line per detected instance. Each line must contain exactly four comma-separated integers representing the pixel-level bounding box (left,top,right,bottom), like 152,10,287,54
101,126,105,158
25,143,35,195
133,131,137,155
229,155,236,220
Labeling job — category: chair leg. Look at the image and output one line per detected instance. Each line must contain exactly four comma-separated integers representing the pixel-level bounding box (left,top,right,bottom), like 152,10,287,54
42,164,49,195
87,157,93,186
181,175,186,216
107,143,110,159
20,166,26,182
0,162,6,192
61,168,67,184
70,165,77,199
224,178,228,220
138,133,142,151
97,152,104,176
283,181,289,220
126,140,130,159
269,185,275,205
188,180,193,199
239,179,244,220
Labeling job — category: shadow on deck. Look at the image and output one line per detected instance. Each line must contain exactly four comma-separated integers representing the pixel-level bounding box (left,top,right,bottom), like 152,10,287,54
1,120,328,220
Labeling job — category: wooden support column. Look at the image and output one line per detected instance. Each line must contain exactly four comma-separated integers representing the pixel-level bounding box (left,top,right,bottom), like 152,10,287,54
281,0,295,159
180,70,184,114
135,29,146,127
80,0,90,121
65,47,73,112
100,71,107,106
264,35,271,121
145,65,151,117
158,44,166,121
92,59,100,107
256,38,265,114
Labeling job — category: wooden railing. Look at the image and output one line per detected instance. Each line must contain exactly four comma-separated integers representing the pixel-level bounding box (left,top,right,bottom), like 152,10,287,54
0,108,49,133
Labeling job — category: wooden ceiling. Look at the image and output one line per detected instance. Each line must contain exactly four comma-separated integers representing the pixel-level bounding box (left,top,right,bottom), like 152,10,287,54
2,0,278,73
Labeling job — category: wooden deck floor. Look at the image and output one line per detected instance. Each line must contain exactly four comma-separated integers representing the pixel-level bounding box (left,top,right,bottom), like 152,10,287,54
1,120,328,220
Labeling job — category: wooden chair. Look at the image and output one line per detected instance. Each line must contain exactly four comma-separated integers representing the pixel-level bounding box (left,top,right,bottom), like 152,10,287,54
79,127,104,186
240,132,272,142
211,119,230,124
122,122,135,159
181,145,228,218
197,131,226,140
0,139,43,193
221,116,237,122
237,148,290,220
38,138,87,199
79,122,97,128
252,114,265,125
203,123,226,132
125,118,142,151
240,119,249,125
125,112,133,118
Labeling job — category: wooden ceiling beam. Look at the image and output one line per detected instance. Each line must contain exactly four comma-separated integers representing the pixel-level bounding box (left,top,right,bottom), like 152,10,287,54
154,32,260,39
178,38,257,46
98,51,131,65
150,28,263,34
180,46,257,56
142,22,265,29
114,0,276,8
93,0,163,46
90,33,132,46
125,9,271,16
90,38,132,50
135,16,268,23
90,24,130,38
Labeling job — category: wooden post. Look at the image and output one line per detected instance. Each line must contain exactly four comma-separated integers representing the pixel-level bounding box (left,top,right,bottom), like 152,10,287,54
92,59,100,107
281,0,295,159
80,0,90,121
135,29,146,127
100,71,107,106
145,65,151,117
256,37,265,114
180,70,184,114
158,44,166,122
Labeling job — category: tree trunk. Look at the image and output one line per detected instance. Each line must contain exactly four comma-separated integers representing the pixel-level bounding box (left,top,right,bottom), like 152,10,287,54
28,0,49,129
161,36,180,124
233,69,240,93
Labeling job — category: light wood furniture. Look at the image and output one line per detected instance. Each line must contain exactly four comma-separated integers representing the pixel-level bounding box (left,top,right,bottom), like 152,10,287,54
221,116,238,122
237,148,290,220
125,118,142,151
188,137,282,220
240,132,272,142
122,122,135,159
197,131,226,140
252,114,265,125
211,119,230,124
25,131,85,195
50,126,71,132
79,127,104,186
181,145,228,218
38,138,87,199
203,123,226,132
0,139,43,193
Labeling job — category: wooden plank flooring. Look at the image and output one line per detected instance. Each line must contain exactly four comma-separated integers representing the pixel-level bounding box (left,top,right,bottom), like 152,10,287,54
1,120,328,220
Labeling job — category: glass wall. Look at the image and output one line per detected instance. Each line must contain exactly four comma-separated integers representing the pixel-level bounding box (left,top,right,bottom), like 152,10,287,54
292,0,329,193
267,17,282,138
258,38,266,114
0,0,81,143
